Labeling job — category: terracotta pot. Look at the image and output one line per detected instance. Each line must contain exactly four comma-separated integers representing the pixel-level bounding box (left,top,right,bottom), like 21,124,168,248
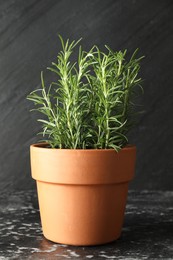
30,143,136,246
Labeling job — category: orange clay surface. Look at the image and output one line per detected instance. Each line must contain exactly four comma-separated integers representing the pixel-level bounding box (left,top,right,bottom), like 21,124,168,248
30,144,136,245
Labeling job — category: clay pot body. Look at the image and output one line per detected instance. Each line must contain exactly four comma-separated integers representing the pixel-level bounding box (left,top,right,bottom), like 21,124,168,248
30,143,136,246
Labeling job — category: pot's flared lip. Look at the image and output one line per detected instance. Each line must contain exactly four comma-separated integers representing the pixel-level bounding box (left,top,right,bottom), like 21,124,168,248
30,143,136,184
30,142,136,152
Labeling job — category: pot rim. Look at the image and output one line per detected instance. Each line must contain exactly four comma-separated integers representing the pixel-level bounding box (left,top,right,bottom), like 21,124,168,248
30,142,136,152
30,143,136,184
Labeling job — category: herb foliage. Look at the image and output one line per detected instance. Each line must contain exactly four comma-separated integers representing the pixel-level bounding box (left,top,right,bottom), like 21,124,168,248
27,36,143,151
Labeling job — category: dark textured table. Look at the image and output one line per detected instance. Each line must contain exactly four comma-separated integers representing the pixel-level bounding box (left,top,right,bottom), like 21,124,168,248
0,190,172,260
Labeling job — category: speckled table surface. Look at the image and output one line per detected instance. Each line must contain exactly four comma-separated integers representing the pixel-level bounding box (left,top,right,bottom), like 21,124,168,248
0,190,172,260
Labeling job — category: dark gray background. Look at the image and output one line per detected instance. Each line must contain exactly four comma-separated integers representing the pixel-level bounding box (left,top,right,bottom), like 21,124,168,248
0,0,173,191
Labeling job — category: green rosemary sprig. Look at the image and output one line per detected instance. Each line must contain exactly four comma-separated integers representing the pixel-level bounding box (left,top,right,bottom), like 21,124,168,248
27,36,144,151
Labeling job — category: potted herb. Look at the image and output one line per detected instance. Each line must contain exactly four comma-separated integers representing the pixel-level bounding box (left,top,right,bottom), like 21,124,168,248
27,36,143,246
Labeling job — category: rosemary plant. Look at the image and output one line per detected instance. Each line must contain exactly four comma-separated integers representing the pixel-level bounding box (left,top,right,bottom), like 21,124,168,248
27,36,143,151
